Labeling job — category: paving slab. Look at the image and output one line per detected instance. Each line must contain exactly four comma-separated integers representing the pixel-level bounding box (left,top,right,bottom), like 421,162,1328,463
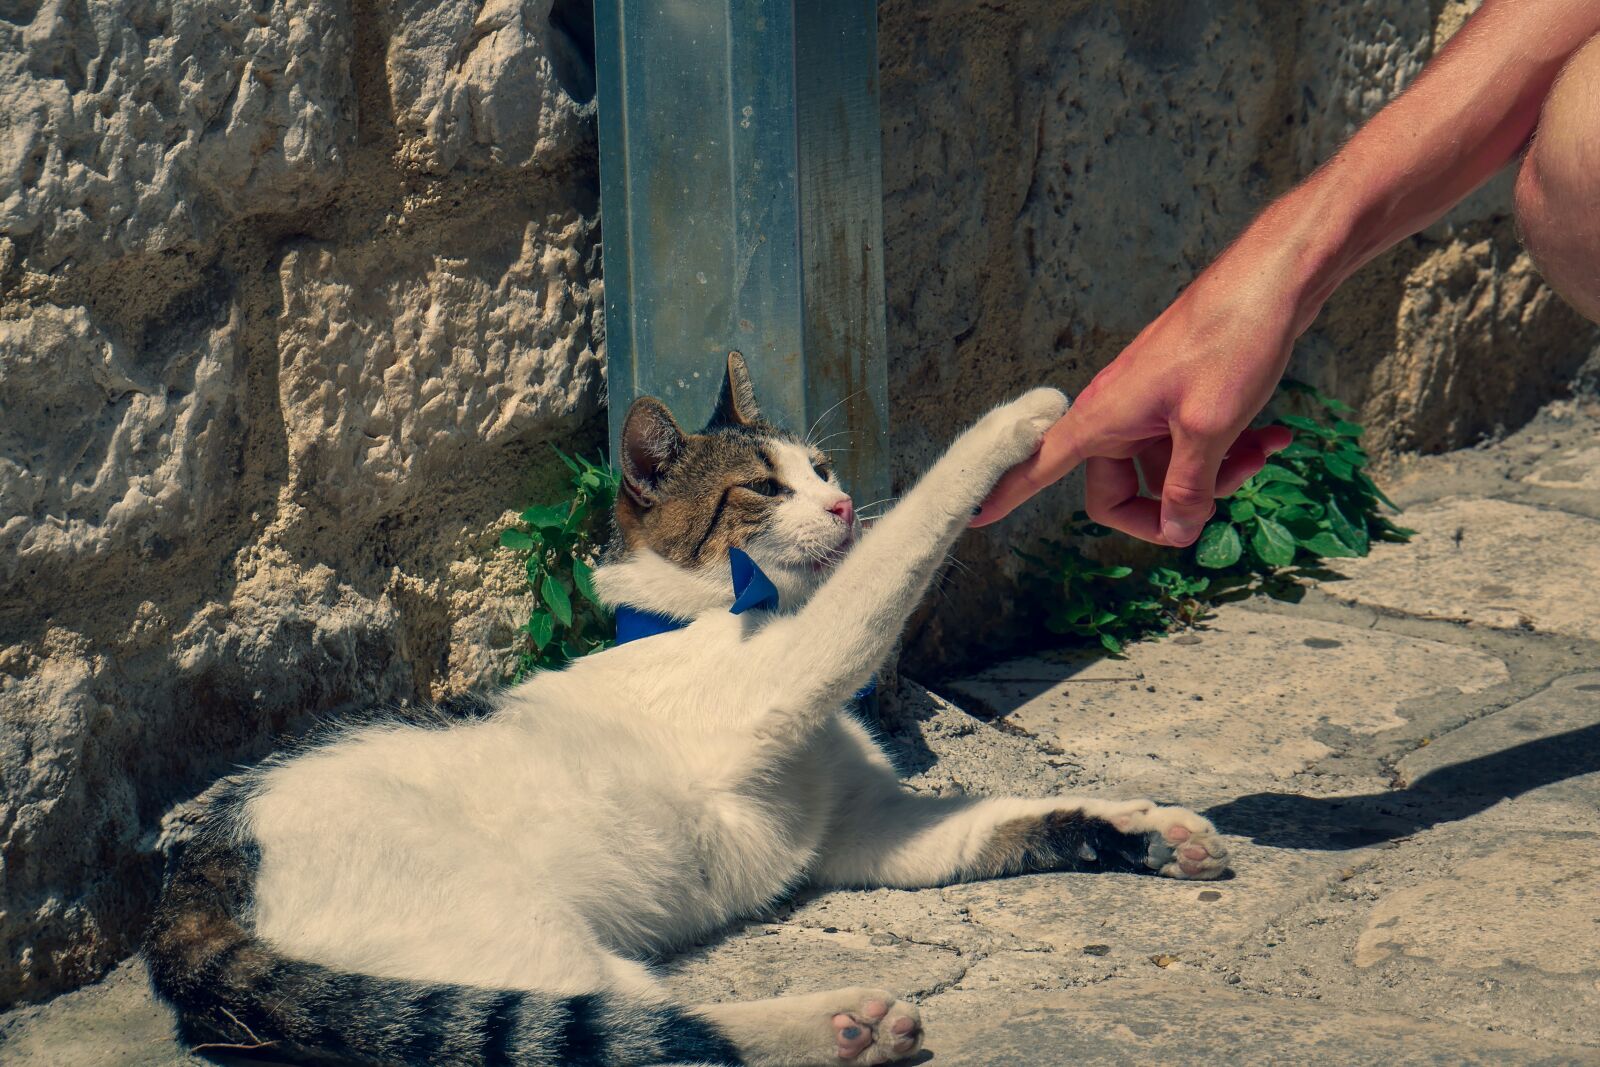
920,980,1596,1066
664,920,968,1005
940,841,1344,961
1523,443,1600,491
1352,834,1599,974
0,960,197,1067
1322,497,1600,640
1226,821,1600,1048
945,608,1508,782
1399,670,1600,783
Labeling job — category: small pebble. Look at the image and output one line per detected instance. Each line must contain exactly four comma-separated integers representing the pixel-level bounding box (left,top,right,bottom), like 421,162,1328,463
1149,954,1179,968
1198,890,1222,902
1082,944,1111,956
823,926,838,934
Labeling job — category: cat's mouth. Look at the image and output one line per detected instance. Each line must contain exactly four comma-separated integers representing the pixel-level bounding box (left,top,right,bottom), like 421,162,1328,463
810,526,858,572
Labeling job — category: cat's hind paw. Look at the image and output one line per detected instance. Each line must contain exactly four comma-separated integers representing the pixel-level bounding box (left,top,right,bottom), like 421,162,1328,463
1107,800,1230,880
831,991,922,1064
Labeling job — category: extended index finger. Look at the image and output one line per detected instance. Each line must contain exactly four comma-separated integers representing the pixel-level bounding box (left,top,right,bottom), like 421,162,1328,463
970,417,1082,527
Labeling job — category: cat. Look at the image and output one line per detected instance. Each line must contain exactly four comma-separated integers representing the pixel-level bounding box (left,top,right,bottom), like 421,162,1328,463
144,353,1228,1067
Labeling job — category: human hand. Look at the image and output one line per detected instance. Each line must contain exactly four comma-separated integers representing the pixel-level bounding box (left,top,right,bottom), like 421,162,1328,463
972,246,1310,545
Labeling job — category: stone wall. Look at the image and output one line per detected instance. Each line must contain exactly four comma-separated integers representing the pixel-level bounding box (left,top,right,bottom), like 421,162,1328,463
0,0,604,1004
1,0,1594,1006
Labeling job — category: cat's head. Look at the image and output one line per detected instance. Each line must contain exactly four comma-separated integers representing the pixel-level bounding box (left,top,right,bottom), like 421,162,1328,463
600,352,856,614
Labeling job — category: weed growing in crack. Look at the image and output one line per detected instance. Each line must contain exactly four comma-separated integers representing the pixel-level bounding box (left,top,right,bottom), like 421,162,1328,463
500,448,618,678
1023,381,1414,654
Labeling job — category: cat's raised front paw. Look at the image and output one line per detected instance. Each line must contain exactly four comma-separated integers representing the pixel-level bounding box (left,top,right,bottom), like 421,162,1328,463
979,387,1069,470
1107,800,1230,879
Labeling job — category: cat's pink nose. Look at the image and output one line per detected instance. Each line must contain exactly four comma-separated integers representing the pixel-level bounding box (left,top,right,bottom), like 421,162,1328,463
827,497,855,526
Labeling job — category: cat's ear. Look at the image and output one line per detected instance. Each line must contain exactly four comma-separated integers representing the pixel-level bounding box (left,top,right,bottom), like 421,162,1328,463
620,397,686,506
708,350,762,428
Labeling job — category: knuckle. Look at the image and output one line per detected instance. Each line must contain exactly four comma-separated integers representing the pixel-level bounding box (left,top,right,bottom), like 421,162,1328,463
1162,482,1214,512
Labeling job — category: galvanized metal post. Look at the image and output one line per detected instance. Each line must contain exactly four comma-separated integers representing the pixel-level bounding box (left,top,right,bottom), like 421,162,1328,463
594,0,890,510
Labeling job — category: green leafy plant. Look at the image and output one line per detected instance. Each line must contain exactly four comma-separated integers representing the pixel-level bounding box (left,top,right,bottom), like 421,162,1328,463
501,448,619,677
1192,381,1413,572
1023,381,1411,655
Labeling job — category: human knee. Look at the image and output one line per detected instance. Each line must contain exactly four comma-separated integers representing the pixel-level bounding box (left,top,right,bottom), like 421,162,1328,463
1514,30,1600,317
1517,32,1600,221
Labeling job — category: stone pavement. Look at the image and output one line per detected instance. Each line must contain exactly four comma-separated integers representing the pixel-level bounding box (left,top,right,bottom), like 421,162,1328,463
5,398,1600,1065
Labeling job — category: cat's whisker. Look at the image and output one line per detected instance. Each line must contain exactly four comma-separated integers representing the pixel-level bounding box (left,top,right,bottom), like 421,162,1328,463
808,430,856,453
803,391,862,446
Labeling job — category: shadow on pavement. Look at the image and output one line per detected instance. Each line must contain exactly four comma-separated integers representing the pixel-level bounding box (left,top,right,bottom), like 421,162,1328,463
1205,722,1600,849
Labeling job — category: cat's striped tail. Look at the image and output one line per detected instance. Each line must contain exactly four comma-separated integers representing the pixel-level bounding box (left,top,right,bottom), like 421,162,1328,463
143,802,743,1066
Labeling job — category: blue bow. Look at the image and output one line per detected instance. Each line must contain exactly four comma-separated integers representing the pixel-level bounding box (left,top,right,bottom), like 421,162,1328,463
613,548,875,704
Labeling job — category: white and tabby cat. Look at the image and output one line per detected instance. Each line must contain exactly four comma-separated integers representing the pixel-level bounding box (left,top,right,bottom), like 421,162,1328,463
145,354,1228,1066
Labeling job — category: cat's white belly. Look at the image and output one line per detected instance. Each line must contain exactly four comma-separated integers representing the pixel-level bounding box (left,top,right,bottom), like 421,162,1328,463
245,706,840,985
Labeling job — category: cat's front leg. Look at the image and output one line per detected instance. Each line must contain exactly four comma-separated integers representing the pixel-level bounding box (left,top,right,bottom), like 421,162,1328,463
745,388,1069,711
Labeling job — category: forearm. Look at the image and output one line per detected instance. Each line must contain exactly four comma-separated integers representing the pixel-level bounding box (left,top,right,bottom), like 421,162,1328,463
1222,0,1600,333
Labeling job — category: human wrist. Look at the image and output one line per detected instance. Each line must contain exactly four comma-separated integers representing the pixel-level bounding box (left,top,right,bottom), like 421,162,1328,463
1223,169,1376,333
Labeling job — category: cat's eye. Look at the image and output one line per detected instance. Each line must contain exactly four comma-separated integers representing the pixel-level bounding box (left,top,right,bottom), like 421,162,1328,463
812,461,832,481
742,478,784,497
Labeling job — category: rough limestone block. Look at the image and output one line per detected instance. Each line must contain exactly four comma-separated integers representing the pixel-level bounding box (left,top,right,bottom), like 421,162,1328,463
275,208,603,521
0,563,412,1004
385,0,594,174
0,302,243,592
1292,1,1431,174
1322,498,1600,641
0,0,355,272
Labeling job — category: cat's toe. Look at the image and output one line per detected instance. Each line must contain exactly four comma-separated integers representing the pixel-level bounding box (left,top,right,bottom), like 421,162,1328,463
1010,387,1070,441
832,992,922,1064
1110,801,1231,879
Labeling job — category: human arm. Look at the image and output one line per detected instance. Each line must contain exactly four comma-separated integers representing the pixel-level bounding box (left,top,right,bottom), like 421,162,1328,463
974,0,1600,544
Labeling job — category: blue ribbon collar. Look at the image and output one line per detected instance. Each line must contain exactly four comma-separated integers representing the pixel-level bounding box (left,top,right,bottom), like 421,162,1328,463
612,548,874,703
615,547,776,643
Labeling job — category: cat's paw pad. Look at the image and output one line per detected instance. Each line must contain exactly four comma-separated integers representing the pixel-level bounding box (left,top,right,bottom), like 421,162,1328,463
1108,800,1230,879
831,992,922,1064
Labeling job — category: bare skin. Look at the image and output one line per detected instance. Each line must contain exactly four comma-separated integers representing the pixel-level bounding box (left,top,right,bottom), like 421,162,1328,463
975,0,1600,545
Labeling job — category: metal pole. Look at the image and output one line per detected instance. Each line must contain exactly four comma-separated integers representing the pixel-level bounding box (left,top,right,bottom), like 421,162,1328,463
594,0,890,510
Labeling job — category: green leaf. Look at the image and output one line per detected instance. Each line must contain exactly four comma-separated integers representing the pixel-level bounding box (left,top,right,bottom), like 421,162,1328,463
571,558,601,606
1358,471,1401,511
1276,441,1323,460
1086,565,1133,579
520,503,569,528
1099,631,1124,654
1250,516,1297,567
524,611,554,650
552,446,582,474
1324,496,1369,554
1322,454,1356,481
1277,414,1333,438
1258,482,1317,508
541,574,573,627
1228,498,1256,522
500,529,536,550
1299,531,1364,558
1194,522,1243,569
1252,464,1309,487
